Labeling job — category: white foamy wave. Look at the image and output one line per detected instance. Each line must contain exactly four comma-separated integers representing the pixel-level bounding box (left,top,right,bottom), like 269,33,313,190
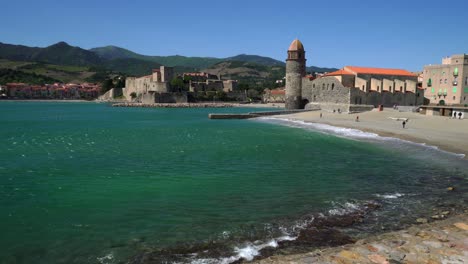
97,252,114,264
258,117,380,139
190,235,296,264
328,202,361,216
375,193,404,199
257,117,466,159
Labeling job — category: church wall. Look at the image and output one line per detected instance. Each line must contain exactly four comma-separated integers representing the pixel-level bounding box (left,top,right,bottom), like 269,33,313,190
350,87,367,105
394,79,406,93
355,77,368,92
383,79,394,92
341,75,355,88
370,78,382,92
366,91,381,107
302,77,351,106
405,80,417,93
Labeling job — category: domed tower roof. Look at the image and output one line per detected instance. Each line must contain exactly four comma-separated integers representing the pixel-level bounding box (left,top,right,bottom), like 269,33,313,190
288,39,304,51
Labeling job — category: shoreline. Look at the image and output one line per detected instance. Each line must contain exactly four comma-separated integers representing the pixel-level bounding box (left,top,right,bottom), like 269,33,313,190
269,109,468,160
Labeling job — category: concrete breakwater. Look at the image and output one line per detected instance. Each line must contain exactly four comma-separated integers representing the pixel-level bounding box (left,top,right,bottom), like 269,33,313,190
209,109,314,119
112,102,235,108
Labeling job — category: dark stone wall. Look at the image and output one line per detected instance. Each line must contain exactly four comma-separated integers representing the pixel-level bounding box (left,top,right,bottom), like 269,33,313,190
286,60,305,109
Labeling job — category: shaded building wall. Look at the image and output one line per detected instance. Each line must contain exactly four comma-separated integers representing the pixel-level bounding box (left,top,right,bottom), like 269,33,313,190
160,66,174,83
141,92,188,104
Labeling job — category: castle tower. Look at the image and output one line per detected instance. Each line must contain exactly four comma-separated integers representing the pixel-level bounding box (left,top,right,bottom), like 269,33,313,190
285,39,306,109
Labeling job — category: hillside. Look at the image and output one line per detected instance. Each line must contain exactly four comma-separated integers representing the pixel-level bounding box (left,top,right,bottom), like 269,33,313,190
91,46,222,69
225,54,284,67
0,68,60,85
0,59,98,84
0,41,338,85
90,45,336,72
0,42,103,66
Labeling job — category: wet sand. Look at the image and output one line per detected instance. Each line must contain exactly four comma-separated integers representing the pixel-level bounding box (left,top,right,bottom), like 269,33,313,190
277,109,468,159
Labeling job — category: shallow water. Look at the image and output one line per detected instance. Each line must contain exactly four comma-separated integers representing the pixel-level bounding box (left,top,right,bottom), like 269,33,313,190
0,102,467,264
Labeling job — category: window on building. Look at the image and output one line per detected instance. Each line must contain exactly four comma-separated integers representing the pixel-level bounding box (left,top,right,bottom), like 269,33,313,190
389,86,391,90
400,86,403,92
377,85,380,90
440,79,442,84
327,83,329,89
362,85,365,90
332,83,335,90
322,83,325,89
313,84,315,88
444,79,447,84
453,96,456,100
465,77,468,85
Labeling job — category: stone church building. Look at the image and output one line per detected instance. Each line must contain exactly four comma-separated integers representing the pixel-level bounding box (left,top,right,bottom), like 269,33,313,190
285,39,425,111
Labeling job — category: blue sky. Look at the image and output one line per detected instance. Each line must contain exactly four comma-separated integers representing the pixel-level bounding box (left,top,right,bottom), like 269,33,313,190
1,0,467,71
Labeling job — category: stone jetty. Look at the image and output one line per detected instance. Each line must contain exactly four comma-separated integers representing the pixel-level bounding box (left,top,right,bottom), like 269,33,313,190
112,102,234,108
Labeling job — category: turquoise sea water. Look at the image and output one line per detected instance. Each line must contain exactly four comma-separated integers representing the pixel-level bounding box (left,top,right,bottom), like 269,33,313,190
0,102,467,264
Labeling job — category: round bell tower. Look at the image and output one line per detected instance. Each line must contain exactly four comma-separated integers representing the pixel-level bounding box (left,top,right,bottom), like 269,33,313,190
285,39,306,109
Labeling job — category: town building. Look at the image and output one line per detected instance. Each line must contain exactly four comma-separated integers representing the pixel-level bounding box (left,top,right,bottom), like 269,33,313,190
263,87,285,103
422,54,468,106
4,82,99,99
285,39,425,111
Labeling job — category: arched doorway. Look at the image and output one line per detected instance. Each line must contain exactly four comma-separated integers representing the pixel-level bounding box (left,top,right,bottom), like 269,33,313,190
301,99,310,109
439,100,445,106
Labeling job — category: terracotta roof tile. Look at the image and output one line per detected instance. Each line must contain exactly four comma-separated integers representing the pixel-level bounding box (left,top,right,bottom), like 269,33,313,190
345,66,417,77
323,69,354,76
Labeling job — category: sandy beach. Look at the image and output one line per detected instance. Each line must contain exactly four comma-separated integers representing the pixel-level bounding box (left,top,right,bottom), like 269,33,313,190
277,109,468,159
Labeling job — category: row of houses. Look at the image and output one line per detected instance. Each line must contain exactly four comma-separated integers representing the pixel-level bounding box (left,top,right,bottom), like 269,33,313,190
1,83,101,100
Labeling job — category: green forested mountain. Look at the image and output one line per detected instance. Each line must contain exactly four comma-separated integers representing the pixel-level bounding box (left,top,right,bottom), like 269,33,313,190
0,42,103,66
225,54,285,66
0,41,337,84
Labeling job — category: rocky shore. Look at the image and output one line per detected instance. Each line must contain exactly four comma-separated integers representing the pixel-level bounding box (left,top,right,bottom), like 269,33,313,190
251,213,468,264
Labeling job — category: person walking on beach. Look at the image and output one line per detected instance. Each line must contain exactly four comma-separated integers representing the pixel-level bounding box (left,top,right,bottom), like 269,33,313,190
402,120,406,128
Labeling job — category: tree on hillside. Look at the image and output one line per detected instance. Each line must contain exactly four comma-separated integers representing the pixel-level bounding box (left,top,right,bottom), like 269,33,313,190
101,79,114,94
114,76,125,88
170,77,185,92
